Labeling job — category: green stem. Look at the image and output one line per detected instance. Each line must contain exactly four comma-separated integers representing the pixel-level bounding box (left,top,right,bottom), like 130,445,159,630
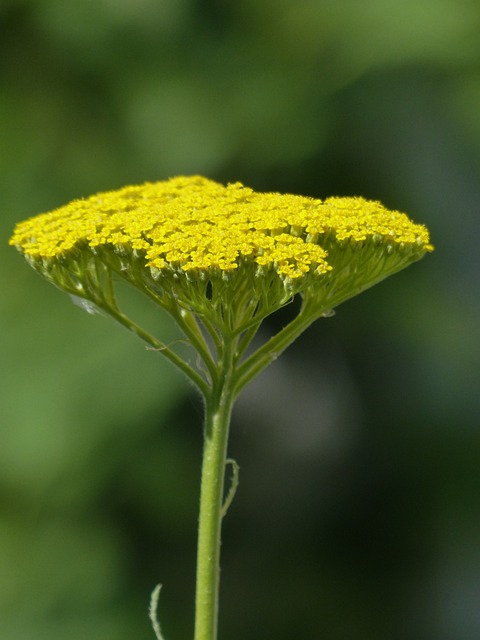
99,302,210,396
233,297,327,395
194,341,236,640
139,286,219,384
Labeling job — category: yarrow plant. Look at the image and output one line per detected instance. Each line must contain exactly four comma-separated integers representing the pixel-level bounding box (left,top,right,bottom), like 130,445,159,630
10,175,433,640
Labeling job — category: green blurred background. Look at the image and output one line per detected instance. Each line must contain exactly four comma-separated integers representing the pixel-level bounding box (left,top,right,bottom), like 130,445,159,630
1,1,479,639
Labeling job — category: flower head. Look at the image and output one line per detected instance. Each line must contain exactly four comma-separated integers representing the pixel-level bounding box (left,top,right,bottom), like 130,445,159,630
10,176,433,332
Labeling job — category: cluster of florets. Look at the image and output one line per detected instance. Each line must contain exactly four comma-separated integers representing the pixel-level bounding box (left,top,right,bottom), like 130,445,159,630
9,175,433,282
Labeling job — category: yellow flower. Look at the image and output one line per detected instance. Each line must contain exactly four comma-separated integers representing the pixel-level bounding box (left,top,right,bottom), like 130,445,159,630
8,176,436,636
9,176,433,333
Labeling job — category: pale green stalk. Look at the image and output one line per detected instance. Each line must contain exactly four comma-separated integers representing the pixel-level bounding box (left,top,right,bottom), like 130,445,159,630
194,336,236,640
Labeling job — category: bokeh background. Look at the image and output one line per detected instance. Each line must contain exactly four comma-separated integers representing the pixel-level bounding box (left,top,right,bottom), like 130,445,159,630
1,1,479,639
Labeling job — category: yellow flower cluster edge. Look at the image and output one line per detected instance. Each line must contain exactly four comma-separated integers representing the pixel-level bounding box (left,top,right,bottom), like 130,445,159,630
9,175,433,281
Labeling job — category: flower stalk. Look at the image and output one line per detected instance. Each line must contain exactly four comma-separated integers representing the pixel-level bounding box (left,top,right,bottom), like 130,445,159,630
195,355,236,640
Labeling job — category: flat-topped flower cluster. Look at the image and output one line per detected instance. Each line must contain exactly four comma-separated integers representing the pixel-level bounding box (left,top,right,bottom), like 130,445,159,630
9,175,432,281
9,175,434,351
